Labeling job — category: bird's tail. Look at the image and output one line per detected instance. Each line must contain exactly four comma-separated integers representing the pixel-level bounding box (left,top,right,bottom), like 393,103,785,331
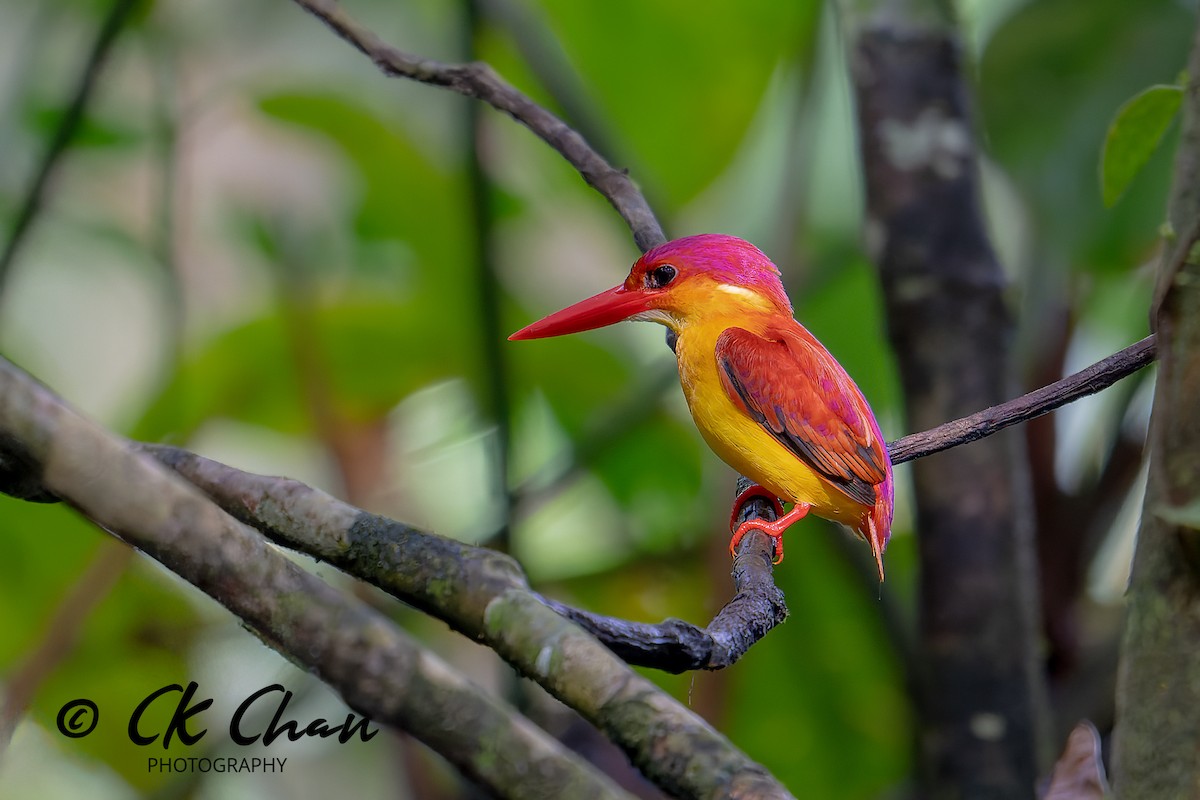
865,472,894,583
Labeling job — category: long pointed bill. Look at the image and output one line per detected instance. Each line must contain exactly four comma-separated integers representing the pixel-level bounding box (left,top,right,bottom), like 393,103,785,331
509,285,653,340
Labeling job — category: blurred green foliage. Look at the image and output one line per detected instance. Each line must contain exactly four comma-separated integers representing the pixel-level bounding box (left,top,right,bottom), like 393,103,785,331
0,0,1189,797
0,497,199,791
979,0,1189,273
1101,85,1183,209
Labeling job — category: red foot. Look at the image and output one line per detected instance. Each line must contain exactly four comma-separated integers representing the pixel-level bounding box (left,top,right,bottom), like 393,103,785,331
728,484,784,531
728,485,810,564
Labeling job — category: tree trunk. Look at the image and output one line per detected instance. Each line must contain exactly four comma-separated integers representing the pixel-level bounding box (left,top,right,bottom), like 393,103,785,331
1112,17,1200,799
838,2,1049,797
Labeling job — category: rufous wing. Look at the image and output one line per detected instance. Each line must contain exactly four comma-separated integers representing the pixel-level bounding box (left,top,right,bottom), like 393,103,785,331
715,324,887,508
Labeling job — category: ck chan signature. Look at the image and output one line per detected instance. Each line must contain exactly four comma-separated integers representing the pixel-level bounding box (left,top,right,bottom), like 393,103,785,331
56,681,379,748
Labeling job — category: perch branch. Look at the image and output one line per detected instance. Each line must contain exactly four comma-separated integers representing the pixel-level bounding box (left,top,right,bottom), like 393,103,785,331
888,334,1156,463
545,479,787,671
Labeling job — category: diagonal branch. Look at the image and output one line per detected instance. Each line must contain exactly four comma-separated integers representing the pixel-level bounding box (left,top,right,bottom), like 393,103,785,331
888,334,1157,463
140,442,787,677
0,356,800,800
290,0,665,253
542,485,788,672
131,449,792,797
0,358,637,800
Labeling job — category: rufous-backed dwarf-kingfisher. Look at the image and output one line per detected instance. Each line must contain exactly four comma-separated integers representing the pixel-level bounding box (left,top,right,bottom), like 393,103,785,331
509,234,893,580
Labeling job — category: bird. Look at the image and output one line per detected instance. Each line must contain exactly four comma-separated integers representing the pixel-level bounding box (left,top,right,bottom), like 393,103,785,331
509,234,893,581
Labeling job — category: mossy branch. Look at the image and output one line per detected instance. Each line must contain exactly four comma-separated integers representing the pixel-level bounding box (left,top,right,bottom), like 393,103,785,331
0,356,794,800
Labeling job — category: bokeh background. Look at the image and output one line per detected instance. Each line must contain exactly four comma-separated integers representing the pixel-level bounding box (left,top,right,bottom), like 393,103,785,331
0,0,1189,797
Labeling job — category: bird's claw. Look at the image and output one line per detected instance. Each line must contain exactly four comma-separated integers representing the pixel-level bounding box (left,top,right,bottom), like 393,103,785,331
729,521,786,564
729,484,785,531
727,496,812,565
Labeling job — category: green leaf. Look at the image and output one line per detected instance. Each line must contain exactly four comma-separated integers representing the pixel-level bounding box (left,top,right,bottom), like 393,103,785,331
1101,84,1183,207
980,0,1192,273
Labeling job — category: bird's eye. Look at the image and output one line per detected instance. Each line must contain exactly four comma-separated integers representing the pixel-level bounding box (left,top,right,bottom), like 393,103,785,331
646,264,677,289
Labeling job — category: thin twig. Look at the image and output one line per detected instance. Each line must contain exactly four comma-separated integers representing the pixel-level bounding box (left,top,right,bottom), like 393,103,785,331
289,0,665,252
0,0,145,296
888,335,1157,464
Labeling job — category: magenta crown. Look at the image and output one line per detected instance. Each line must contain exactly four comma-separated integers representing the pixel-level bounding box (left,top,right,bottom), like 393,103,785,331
638,234,792,313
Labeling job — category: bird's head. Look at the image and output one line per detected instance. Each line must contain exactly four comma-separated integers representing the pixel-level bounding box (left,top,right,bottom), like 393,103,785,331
509,234,792,341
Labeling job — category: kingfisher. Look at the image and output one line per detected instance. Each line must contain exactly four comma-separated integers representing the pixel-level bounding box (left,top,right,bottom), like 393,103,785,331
510,234,893,580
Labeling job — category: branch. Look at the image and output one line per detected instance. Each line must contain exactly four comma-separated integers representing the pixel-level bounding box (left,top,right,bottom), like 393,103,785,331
0,359,638,800
289,0,665,253
135,442,792,798
141,441,787,673
0,0,145,296
543,541,787,671
888,334,1157,463
542,480,787,672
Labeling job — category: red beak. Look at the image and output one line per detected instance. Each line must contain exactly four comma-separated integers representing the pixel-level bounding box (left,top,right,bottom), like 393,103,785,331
509,285,654,340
